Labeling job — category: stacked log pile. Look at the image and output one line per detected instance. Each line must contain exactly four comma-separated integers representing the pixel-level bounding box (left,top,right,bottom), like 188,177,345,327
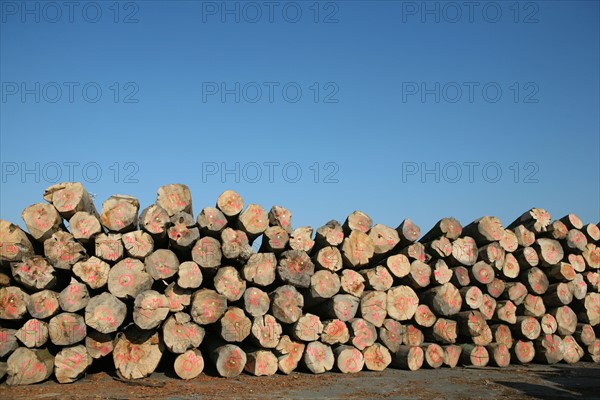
0,182,598,385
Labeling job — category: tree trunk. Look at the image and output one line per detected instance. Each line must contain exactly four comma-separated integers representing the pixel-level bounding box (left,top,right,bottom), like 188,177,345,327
177,261,203,289
291,313,323,342
463,216,504,246
277,250,315,288
378,318,405,352
341,230,375,268
48,312,86,345
390,345,423,371
321,319,350,345
512,340,535,364
208,342,247,378
133,290,170,330
156,184,192,217
339,269,365,298
459,344,489,366
11,256,56,290
242,253,277,287
237,204,269,243
95,233,124,263
443,344,462,368
511,316,541,340
343,211,372,235
359,290,387,327
0,220,34,264
243,287,270,317
303,341,334,374
387,285,419,321
486,343,510,367
289,226,315,253
16,319,48,348
216,190,244,220
244,348,278,376
270,285,304,324
0,286,30,320
190,289,227,325
174,349,204,379
420,283,462,317
100,195,139,233
360,265,394,291
550,305,577,335
362,343,391,371
421,343,444,369
107,258,153,300
268,205,293,234
27,290,59,320
139,204,170,239
274,335,305,375
259,226,289,254
419,217,462,243
6,347,54,386
349,318,377,350
333,345,364,373
249,314,282,348
59,280,90,312
21,203,63,242
534,334,564,364
219,307,252,342
214,266,246,302
197,207,228,238
68,212,102,243
312,246,343,272
54,345,92,383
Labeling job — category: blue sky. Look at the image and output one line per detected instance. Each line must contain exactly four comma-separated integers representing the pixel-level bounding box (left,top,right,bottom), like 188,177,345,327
1,0,598,234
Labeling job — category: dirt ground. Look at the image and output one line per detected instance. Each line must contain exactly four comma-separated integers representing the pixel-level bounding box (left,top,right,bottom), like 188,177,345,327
1,362,599,400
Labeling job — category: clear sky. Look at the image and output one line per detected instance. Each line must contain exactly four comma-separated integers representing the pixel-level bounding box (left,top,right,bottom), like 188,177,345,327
1,0,599,234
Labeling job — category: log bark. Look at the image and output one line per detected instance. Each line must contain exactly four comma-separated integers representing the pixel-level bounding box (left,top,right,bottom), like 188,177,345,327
242,253,277,288
156,184,192,217
22,203,62,242
113,327,163,379
108,258,153,299
54,344,92,383
334,345,364,373
6,347,54,386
